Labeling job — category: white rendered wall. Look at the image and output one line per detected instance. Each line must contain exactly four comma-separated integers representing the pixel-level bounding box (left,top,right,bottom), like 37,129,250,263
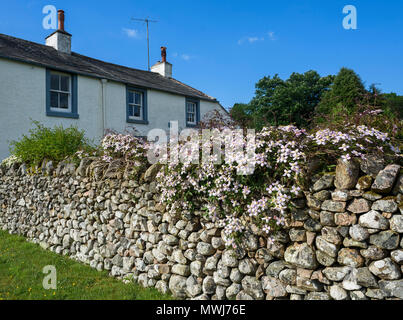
150,62,173,78
102,81,226,137
45,32,71,54
0,58,102,160
0,58,225,160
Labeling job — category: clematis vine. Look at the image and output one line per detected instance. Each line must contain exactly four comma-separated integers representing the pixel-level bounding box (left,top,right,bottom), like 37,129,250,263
86,123,400,249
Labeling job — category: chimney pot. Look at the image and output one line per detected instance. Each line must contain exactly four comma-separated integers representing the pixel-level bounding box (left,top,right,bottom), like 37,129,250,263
58,10,65,31
161,46,167,62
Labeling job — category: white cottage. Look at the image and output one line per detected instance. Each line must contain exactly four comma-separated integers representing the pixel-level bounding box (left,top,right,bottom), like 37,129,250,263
0,10,226,160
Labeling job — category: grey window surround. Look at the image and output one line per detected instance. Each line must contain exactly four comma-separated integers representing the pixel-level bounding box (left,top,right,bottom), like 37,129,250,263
46,69,78,119
126,86,149,125
185,97,200,128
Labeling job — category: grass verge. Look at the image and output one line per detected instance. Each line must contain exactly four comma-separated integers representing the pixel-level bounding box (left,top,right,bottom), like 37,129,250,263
0,230,172,300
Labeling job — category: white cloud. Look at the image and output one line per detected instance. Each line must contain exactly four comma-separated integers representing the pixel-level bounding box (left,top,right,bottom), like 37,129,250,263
267,31,276,41
237,32,277,45
122,28,140,38
181,54,191,61
248,37,262,43
171,53,193,61
237,36,264,45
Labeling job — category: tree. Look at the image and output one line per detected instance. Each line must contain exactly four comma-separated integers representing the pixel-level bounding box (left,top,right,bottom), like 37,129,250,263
229,103,254,128
315,67,366,116
233,71,333,129
383,93,403,120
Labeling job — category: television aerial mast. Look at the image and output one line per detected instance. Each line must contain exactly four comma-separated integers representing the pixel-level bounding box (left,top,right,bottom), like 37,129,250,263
131,17,158,71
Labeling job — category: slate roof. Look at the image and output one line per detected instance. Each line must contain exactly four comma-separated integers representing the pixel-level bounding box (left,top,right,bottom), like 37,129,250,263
0,33,218,102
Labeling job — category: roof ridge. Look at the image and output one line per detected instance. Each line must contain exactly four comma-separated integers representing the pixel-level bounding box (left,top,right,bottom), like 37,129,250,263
0,32,218,102
72,54,216,100
72,52,159,77
0,33,162,76
169,78,216,100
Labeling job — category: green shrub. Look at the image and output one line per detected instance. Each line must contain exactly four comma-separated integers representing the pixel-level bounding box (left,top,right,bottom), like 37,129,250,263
312,97,403,150
10,121,95,166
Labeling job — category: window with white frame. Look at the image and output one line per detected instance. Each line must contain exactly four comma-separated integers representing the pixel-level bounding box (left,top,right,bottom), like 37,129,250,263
186,101,197,125
49,72,71,112
128,90,144,120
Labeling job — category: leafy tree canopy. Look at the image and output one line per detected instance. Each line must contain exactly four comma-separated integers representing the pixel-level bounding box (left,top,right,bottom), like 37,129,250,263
231,67,401,131
230,70,333,129
383,92,403,120
228,103,253,128
315,67,366,116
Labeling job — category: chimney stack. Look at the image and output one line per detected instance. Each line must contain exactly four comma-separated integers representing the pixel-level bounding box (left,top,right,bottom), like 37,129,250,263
45,9,72,54
151,46,172,78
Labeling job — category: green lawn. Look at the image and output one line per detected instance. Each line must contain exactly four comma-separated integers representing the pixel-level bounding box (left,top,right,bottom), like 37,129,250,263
0,230,172,300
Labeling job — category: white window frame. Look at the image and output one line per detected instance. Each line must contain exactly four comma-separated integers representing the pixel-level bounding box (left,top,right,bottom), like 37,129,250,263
186,101,197,125
128,90,144,121
49,71,72,113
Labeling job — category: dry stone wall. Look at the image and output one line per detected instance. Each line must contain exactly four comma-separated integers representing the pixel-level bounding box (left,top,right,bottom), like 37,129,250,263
0,158,402,300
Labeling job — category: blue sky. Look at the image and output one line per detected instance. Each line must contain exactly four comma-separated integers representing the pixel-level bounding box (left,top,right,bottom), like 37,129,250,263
1,0,402,109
